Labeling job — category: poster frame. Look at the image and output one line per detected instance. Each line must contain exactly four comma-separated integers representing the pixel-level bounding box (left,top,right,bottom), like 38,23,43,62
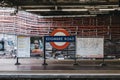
76,37,104,59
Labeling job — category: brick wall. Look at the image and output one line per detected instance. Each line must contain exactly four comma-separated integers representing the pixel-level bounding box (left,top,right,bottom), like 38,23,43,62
38,15,120,40
0,10,119,40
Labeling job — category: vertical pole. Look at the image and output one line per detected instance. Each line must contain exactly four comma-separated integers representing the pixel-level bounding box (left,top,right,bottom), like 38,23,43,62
73,36,78,65
67,46,68,58
42,36,48,65
15,57,20,65
100,38,106,66
15,36,20,65
109,15,112,40
100,57,106,67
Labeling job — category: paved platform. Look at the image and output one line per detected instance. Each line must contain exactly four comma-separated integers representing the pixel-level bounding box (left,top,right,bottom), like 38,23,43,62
0,58,120,79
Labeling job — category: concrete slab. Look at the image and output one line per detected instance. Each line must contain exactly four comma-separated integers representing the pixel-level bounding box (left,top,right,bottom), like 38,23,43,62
0,59,120,79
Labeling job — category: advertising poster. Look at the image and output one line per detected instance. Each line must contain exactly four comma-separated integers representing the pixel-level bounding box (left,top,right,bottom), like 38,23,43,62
76,38,104,58
30,37,43,57
17,36,30,57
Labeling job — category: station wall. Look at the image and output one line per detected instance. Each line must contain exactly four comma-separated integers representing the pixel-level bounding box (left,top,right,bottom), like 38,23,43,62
0,8,119,57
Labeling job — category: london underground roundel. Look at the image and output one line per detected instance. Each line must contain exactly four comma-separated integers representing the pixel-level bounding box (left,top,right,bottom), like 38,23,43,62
50,28,70,50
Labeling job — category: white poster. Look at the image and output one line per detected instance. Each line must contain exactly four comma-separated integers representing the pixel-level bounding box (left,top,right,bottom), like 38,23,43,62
77,38,104,58
17,36,30,57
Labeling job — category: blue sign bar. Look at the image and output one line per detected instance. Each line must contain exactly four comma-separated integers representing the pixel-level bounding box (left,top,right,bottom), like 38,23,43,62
45,36,75,42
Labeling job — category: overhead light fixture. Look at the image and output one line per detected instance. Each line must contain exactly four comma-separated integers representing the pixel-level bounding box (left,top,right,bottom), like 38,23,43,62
99,9,115,11
61,9,88,11
26,9,88,12
26,9,51,11
38,15,96,18
21,5,54,8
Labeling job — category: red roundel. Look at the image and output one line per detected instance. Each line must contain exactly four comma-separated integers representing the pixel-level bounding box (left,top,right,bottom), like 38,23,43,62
50,28,70,50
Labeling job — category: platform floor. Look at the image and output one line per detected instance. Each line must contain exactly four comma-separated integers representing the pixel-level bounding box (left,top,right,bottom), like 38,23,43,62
0,58,120,79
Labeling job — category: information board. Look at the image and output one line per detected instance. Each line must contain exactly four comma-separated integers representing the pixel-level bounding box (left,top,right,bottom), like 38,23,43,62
76,38,104,58
17,36,30,57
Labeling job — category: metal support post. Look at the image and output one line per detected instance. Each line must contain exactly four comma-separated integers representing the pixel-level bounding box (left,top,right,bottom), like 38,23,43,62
42,36,48,65
15,57,20,65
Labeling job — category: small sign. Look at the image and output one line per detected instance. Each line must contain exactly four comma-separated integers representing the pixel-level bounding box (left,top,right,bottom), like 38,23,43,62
45,36,75,42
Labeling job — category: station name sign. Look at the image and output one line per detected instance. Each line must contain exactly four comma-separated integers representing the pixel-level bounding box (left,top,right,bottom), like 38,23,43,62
45,36,75,42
